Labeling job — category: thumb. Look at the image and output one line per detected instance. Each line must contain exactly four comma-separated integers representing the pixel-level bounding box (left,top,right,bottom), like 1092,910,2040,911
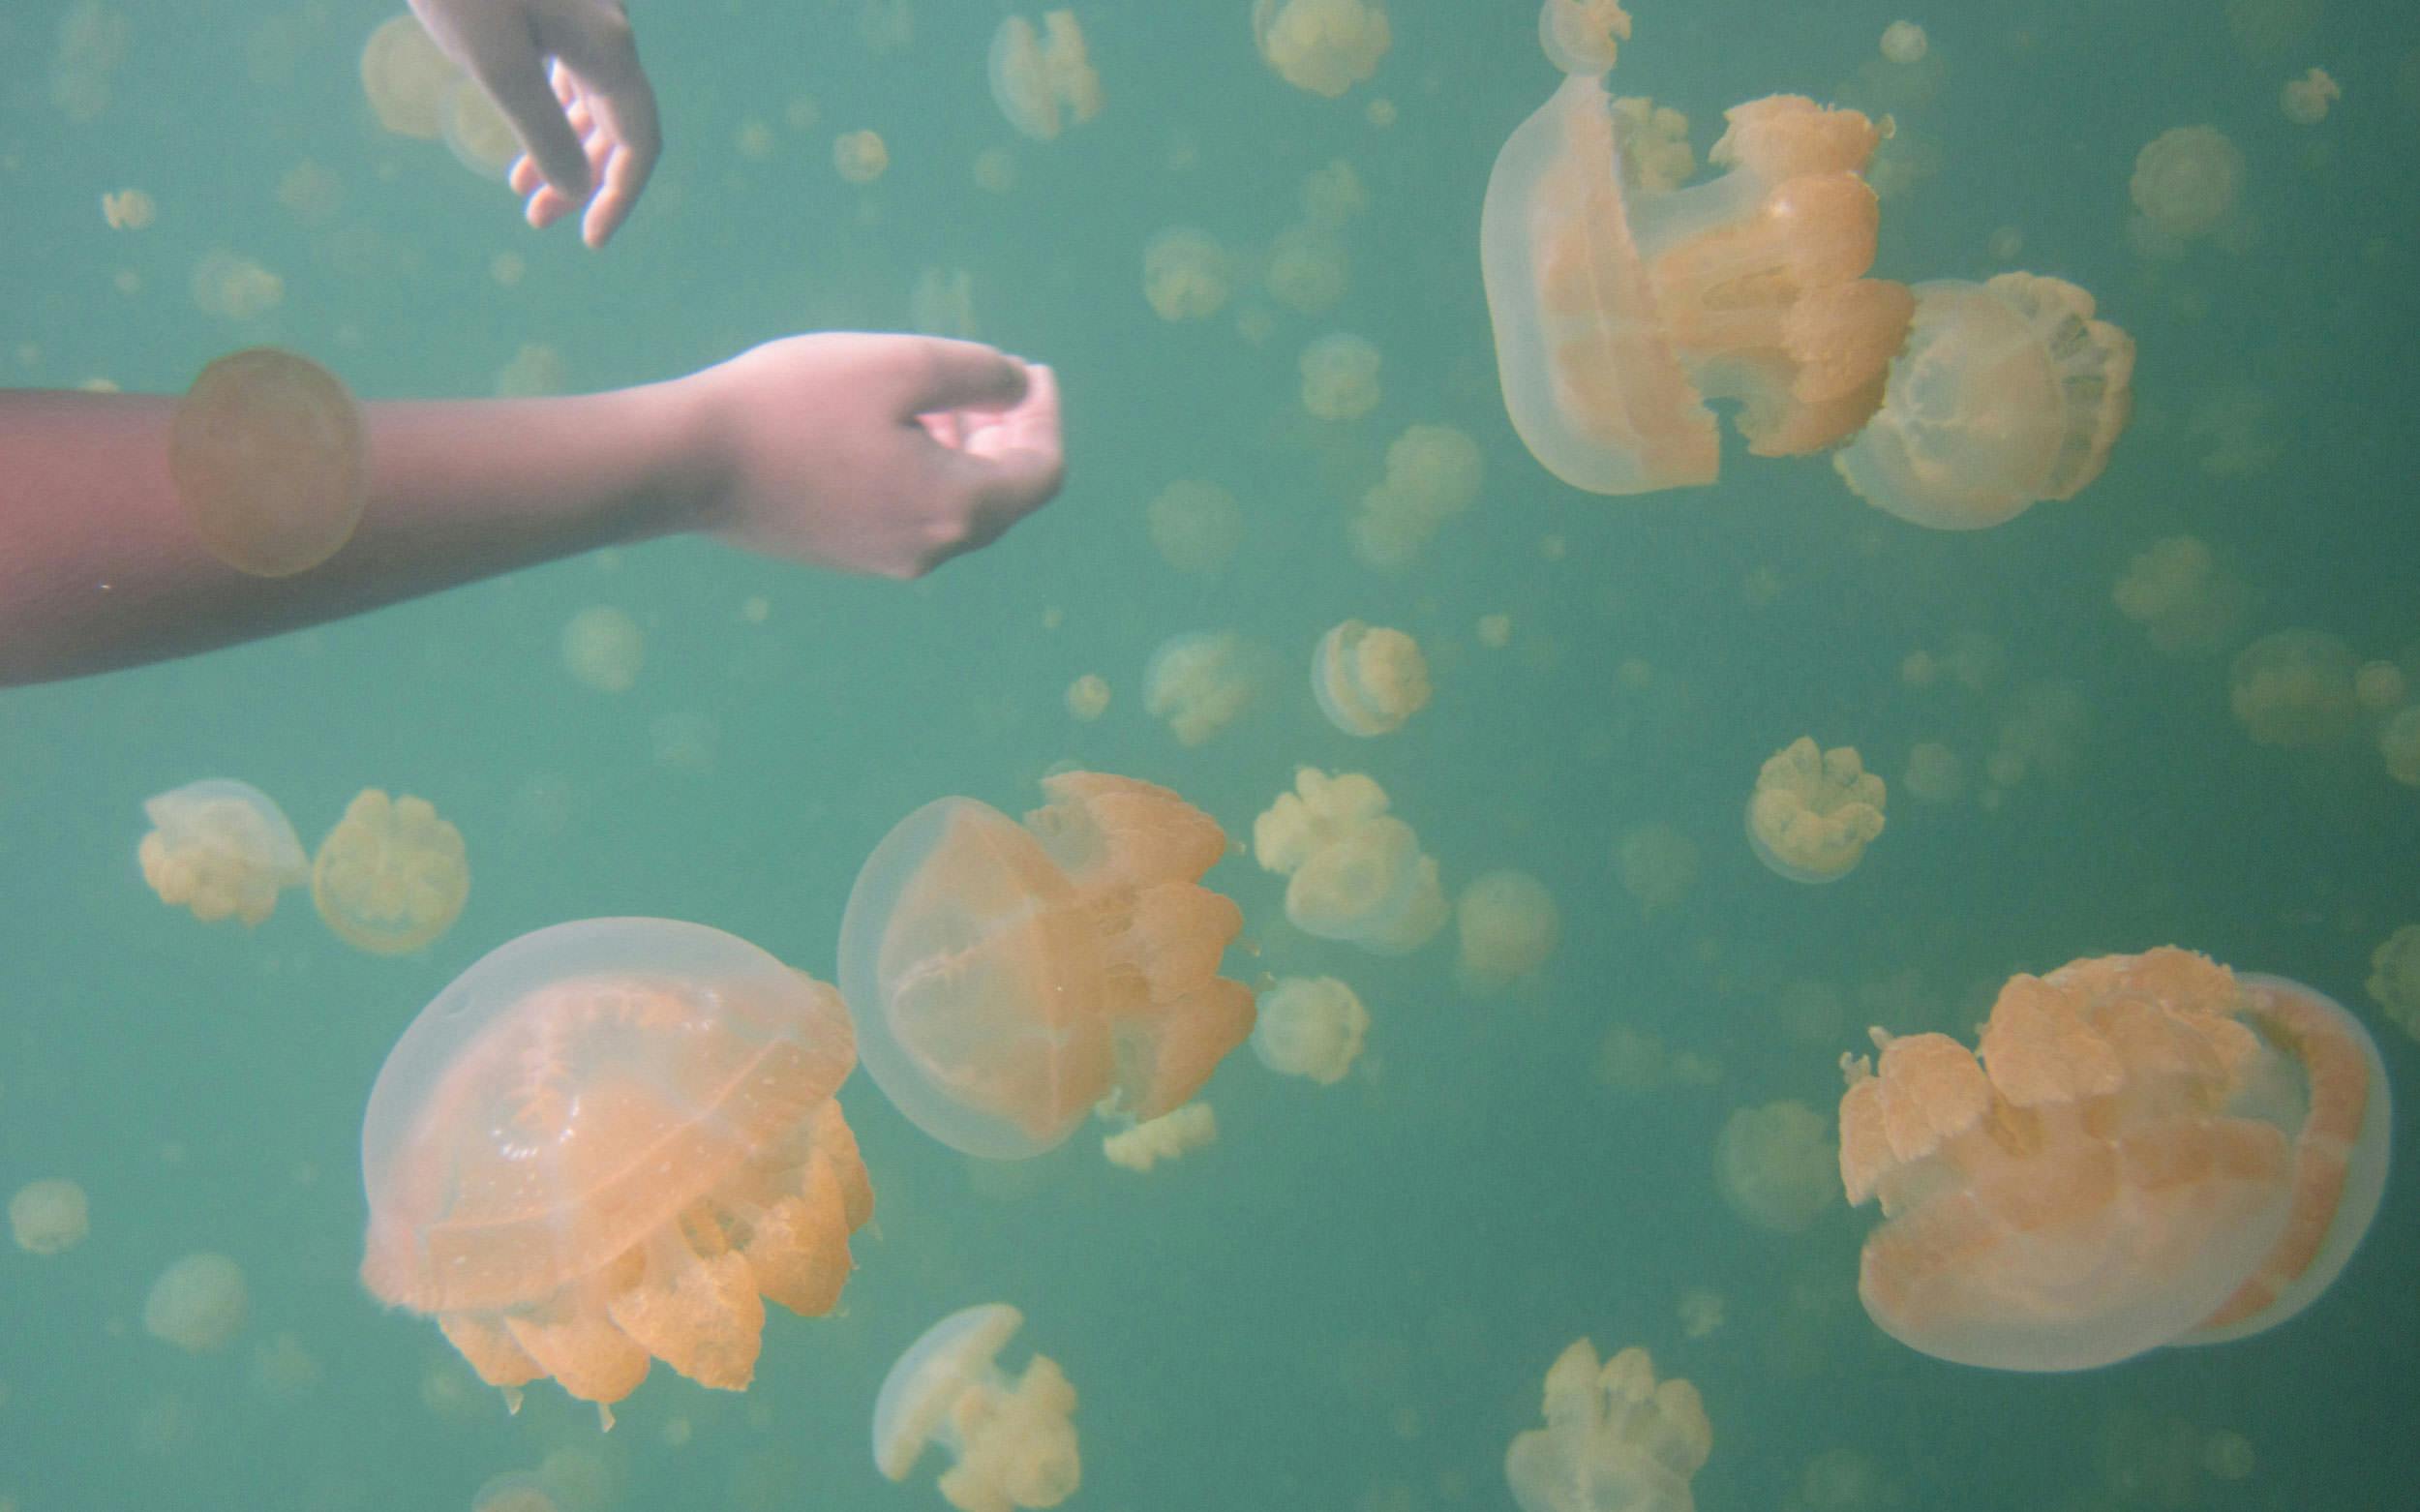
899,340,1031,418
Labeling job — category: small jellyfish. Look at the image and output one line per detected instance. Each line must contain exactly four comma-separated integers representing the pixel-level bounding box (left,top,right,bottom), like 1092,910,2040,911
561,605,645,692
2130,126,2244,243
1879,19,1927,63
2228,628,2358,748
168,348,367,577
101,187,154,229
1505,1341,1710,1512
911,266,981,340
138,778,308,926
839,772,1256,1159
359,13,459,139
2281,66,2340,125
1352,422,1483,570
1746,738,1885,884
10,1179,90,1255
441,76,521,179
360,920,873,1413
312,789,469,955
1101,1103,1217,1172
1144,480,1244,575
1300,332,1382,421
2369,924,2420,1039
1537,0,1631,76
471,1474,560,1512
144,1252,249,1352
1252,0,1390,98
1614,823,1697,915
1455,870,1560,996
2382,707,2420,787
1832,274,2135,529
1063,674,1110,722
1143,630,1264,745
1312,620,1431,737
833,129,890,184
1254,768,1448,954
494,344,568,399
987,13,1103,142
2354,660,2407,714
1264,223,1350,315
1251,976,1370,1084
1141,228,1231,321
1901,741,1965,805
874,1305,1078,1512
2113,536,2247,656
1714,1099,1838,1233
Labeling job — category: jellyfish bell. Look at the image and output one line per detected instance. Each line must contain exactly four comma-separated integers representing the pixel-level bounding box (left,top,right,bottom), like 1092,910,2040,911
1505,1341,1709,1512
875,1304,1078,1512
441,76,521,179
10,1178,90,1255
168,348,367,577
313,789,469,954
987,13,1102,142
144,1252,249,1352
1312,620,1431,737
2130,126,2244,243
1252,0,1390,98
360,12,460,139
1251,977,1370,1084
1745,738,1885,884
1454,869,1560,995
1536,0,1631,77
138,777,308,926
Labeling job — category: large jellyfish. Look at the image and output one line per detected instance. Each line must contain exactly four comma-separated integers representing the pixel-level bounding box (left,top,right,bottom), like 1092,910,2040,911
987,13,1102,142
839,771,1256,1160
1455,869,1561,995
1505,1340,1710,1512
359,919,872,1418
313,788,469,954
138,778,307,926
1312,620,1431,737
1251,976,1370,1084
1831,274,2135,529
1839,949,2392,1371
1483,76,1912,496
168,347,367,577
144,1252,249,1352
874,1305,1079,1512
1745,738,1885,884
9,1178,90,1255
1252,0,1390,98
1253,768,1448,954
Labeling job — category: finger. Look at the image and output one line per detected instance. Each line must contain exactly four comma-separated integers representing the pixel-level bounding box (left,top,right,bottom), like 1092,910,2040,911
900,341,1031,419
582,122,657,248
544,11,659,248
458,32,591,201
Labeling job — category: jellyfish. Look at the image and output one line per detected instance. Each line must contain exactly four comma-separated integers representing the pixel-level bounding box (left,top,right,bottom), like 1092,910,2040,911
1537,0,1631,76
1301,332,1382,421
1102,1103,1218,1172
1264,222,1350,315
495,344,569,399
1746,739,1884,884
1676,1287,1723,1340
987,13,1102,142
1504,1340,1710,1512
833,129,890,183
2369,924,2420,1039
561,606,645,692
1253,768,1448,954
1143,631,1264,745
2131,127,2244,243
1483,77,1913,496
1455,870,1560,995
101,187,153,229
1832,274,2135,529
2354,659,2408,714
168,348,367,577
839,771,1255,1160
1879,20,1927,63
1251,976,1370,1084
10,1178,90,1255
874,1305,1078,1512
1141,228,1231,321
144,1252,249,1352
1714,1100,1838,1233
1144,480,1244,575
137,778,308,926
2228,629,2358,747
2383,707,2420,787
911,266,981,340
359,919,873,1416
471,1474,561,1512
1615,823,1697,915
2280,67,2339,125
313,789,469,954
360,13,459,139
2112,536,2247,656
1063,675,1110,722
1352,422,1483,570
1312,620,1431,737
1840,949,2392,1370
1252,0,1389,98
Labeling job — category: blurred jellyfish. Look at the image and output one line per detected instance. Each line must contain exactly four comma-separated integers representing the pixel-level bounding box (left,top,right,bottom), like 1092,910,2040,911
1254,768,1448,954
1251,976,1370,1084
360,13,459,138
1676,1288,1724,1340
2383,707,2420,787
874,1306,1078,1512
1714,1099,1838,1233
312,789,469,955
1312,620,1431,737
1746,738,1885,884
911,267,980,340
1879,20,1927,63
1505,1341,1710,1512
49,0,130,122
1833,275,2134,529
471,1474,561,1512
1537,0,1631,76
250,1329,323,1398
2228,628,2358,747
1901,741,1964,805
1101,1103,1217,1172
10,1179,90,1255
1145,480,1244,575
987,13,1102,141
834,129,890,183
138,778,308,926
1841,949,2392,1370
2187,384,2281,478
2369,925,2420,1038
443,77,521,178
1615,823,1698,915
1253,0,1390,97
650,711,720,774
1063,674,1110,722
841,772,1255,1159
1141,228,1231,321
2354,660,2407,714
2131,127,2244,244
1263,222,1351,315
1301,333,1382,421
494,344,569,398
101,187,154,229
562,606,645,692
1484,80,1910,496
1143,630,1265,745
2112,536,2248,656
169,348,368,577
144,1253,249,1352
2281,67,2340,125
1455,870,1560,996
1477,613,1514,650
361,920,872,1415
1352,422,1483,570
1301,158,1370,226
190,251,285,320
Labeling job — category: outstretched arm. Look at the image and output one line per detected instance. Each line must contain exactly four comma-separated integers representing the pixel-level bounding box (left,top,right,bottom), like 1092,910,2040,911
0,334,1064,687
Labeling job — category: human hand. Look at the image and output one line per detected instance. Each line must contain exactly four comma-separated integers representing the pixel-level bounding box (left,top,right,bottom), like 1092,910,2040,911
681,335,1066,579
408,0,660,248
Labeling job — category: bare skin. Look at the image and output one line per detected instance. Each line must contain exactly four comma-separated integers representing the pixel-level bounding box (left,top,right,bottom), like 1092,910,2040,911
0,334,1065,688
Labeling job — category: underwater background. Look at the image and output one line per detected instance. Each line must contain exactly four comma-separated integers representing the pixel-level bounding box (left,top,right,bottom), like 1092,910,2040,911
4,0,2419,1507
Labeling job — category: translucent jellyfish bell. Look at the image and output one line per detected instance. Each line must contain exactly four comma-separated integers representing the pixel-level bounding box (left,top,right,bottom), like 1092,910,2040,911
167,348,367,577
1455,869,1560,995
1252,0,1390,98
1537,0,1631,76
874,1304,1079,1512
144,1252,249,1352
1312,620,1431,737
1745,738,1885,884
10,1178,91,1255
1251,976,1370,1084
1505,1340,1710,1512
138,778,307,926
987,13,1103,142
312,789,469,954
1713,1099,1837,1233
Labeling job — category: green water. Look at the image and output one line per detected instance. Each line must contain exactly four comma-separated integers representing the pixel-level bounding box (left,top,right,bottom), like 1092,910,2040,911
4,0,2417,1508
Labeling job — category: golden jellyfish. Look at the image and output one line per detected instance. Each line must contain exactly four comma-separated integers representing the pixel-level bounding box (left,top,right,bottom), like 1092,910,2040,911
1901,741,1965,805
1482,79,1911,496
1251,976,1370,1084
313,789,470,955
987,13,1102,142
2383,707,2420,787
360,13,460,139
2353,659,2407,714
1455,870,1561,996
1253,768,1447,954
186,254,281,320
1840,949,2392,1370
1537,0,1630,76
1615,822,1698,915
138,778,308,926
1352,421,1483,571
1832,274,2134,529
2112,535,2247,656
874,1305,1078,1512
471,1474,560,1512
833,129,890,184
1879,19,1927,64
1746,738,1885,884
1063,674,1110,722
144,1252,249,1352
2131,127,2244,243
2281,67,2340,125
1505,1340,1710,1512
169,348,368,577
1714,1099,1838,1233
1312,620,1431,737
442,77,521,179
561,605,645,692
1144,480,1244,575
2369,926,2420,1039
1101,1103,1218,1172
2228,628,2359,748
1143,630,1265,745
101,187,153,229
1141,227,1231,322
1252,0,1389,98
1300,332,1382,421
1263,222,1351,315
10,1178,90,1255
839,771,1255,1160
359,919,873,1417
